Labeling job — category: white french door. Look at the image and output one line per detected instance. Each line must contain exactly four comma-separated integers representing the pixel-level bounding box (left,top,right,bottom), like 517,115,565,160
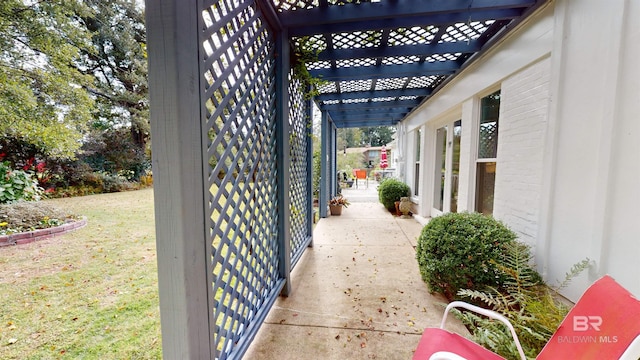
431,120,461,217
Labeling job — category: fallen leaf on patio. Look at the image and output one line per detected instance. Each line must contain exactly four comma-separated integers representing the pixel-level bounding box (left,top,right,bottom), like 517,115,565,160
360,342,366,348
335,334,340,340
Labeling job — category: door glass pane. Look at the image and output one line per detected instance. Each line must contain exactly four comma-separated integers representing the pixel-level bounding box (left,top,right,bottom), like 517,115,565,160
414,163,420,196
433,126,447,211
475,162,496,215
478,91,500,159
414,129,421,195
450,120,461,212
415,129,421,161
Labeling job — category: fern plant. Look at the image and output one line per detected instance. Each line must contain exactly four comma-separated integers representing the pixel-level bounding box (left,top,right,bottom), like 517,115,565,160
452,241,590,360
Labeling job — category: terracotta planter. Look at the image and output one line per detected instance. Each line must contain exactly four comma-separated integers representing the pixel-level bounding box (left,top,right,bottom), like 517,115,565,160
329,204,343,216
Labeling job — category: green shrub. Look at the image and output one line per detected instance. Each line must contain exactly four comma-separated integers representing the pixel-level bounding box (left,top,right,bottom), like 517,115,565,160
0,162,43,204
100,173,136,193
453,244,590,359
313,151,321,199
415,212,516,298
377,178,410,211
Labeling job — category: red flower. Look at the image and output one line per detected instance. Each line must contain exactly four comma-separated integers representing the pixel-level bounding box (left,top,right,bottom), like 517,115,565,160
23,157,35,171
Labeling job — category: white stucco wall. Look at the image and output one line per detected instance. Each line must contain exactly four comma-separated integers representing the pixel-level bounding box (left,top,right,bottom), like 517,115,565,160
538,0,640,300
493,57,551,249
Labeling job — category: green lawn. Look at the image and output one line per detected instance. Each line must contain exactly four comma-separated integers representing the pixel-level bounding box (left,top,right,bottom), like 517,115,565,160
0,189,161,359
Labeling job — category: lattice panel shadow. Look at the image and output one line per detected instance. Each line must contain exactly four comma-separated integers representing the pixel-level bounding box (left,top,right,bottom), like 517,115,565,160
201,1,281,358
288,73,312,268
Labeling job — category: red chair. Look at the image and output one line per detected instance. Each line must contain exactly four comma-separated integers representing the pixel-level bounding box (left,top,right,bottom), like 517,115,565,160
413,276,640,360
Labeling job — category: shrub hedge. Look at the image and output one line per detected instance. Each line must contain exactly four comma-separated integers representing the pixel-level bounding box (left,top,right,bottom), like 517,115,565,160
377,178,410,211
415,212,517,299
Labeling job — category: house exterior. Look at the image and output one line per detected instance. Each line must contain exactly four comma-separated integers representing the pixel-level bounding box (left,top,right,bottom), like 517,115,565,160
396,0,639,301
345,145,393,169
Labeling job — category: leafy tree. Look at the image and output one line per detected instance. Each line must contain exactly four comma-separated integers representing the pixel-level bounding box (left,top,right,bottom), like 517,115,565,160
360,126,395,147
337,127,362,149
81,128,148,180
75,0,149,148
0,0,95,158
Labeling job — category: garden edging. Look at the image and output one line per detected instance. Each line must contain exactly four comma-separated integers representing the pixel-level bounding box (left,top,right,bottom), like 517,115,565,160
0,217,87,247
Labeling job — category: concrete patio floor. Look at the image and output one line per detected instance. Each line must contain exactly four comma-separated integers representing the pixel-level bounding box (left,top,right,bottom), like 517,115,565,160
245,185,469,359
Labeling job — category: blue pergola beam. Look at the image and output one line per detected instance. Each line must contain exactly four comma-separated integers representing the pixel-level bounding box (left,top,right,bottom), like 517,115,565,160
286,8,526,37
281,0,534,27
328,111,408,121
316,88,430,102
317,41,481,62
334,119,399,128
327,106,411,115
310,61,457,81
328,106,414,115
319,98,422,111
329,112,404,121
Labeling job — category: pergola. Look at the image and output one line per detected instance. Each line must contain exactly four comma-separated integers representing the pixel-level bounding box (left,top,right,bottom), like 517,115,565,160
145,0,545,358
269,0,544,129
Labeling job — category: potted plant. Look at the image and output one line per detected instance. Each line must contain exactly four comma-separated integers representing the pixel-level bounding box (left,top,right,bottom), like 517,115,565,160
328,195,350,216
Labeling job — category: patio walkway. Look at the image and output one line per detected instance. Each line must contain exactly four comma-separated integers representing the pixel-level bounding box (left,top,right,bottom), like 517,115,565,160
245,184,469,359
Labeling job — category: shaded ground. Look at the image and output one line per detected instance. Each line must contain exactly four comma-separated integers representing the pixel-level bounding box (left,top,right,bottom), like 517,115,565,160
245,197,469,359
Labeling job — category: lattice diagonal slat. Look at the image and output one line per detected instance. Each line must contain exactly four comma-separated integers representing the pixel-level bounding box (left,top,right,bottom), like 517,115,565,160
201,1,280,358
288,73,311,268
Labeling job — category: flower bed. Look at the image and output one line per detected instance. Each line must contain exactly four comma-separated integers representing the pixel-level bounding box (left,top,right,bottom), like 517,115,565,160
0,217,87,247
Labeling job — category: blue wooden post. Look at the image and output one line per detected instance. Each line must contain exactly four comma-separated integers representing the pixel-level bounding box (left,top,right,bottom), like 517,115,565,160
330,122,338,197
306,90,314,244
320,110,329,218
146,0,210,357
275,29,292,296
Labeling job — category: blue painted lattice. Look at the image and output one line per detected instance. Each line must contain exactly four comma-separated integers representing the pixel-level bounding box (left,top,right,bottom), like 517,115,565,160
288,74,312,268
200,1,282,358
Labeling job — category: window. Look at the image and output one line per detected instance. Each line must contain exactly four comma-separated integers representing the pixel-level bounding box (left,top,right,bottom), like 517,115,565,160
475,90,500,215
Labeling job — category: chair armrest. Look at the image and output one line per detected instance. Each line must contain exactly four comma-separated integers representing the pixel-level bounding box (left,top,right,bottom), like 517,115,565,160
619,334,640,360
440,301,526,360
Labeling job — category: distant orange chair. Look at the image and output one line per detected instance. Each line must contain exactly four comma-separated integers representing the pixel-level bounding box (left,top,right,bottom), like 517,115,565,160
353,169,367,189
413,275,640,360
